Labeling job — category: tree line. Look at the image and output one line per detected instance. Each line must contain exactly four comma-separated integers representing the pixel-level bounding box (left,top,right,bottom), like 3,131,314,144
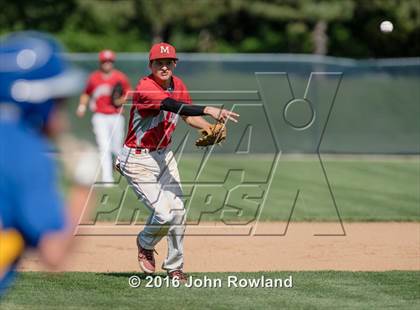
1,0,419,57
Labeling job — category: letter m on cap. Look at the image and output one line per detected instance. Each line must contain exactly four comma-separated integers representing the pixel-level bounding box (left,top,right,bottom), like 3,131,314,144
160,46,169,54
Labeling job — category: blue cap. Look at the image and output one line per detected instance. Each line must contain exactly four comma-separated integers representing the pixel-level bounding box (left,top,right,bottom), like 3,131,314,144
0,31,84,128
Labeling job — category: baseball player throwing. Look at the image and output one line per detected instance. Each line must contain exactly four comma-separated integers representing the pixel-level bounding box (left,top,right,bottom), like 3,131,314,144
76,50,131,184
117,43,239,281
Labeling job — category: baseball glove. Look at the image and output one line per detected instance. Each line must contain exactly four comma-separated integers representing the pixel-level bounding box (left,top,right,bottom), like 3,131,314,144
195,123,226,147
111,82,124,107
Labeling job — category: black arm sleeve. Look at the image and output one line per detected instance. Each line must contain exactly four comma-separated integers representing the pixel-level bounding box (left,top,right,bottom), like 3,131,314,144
160,97,205,116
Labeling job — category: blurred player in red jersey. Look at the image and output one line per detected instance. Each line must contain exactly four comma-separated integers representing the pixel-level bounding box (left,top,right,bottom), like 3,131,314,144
76,50,131,184
116,42,238,281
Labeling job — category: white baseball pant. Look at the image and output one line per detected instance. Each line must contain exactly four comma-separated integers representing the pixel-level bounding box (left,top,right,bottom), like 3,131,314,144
92,113,125,183
117,146,186,272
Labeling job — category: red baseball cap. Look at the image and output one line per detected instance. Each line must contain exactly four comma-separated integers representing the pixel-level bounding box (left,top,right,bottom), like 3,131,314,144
149,43,178,61
99,49,116,62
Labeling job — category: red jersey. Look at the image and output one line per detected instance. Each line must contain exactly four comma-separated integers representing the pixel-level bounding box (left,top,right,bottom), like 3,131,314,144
124,74,192,149
84,69,131,114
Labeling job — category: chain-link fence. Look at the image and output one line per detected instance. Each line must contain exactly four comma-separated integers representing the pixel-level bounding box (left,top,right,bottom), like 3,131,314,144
67,53,420,154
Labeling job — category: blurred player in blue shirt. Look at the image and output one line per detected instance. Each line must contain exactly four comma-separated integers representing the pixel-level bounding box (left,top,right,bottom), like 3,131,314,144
0,31,95,296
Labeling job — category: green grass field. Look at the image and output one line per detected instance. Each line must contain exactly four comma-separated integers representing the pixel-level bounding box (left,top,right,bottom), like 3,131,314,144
87,157,419,223
2,271,419,309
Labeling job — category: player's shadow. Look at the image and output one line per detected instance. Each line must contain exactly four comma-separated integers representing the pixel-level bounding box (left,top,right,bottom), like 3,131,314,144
98,272,164,279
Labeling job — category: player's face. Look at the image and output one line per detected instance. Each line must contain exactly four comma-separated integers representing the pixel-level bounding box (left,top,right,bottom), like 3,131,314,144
43,100,70,139
150,59,176,82
100,61,114,73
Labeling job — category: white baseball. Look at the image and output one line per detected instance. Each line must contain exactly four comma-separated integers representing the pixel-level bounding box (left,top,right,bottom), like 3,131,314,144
380,21,393,33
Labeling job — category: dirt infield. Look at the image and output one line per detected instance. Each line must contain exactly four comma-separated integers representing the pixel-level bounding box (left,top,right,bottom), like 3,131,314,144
19,222,419,272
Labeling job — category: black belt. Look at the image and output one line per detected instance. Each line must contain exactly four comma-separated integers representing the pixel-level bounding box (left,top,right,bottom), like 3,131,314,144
134,147,165,154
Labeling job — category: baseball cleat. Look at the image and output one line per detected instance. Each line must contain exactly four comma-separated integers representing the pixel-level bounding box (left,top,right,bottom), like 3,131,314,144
167,270,188,283
137,243,156,274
